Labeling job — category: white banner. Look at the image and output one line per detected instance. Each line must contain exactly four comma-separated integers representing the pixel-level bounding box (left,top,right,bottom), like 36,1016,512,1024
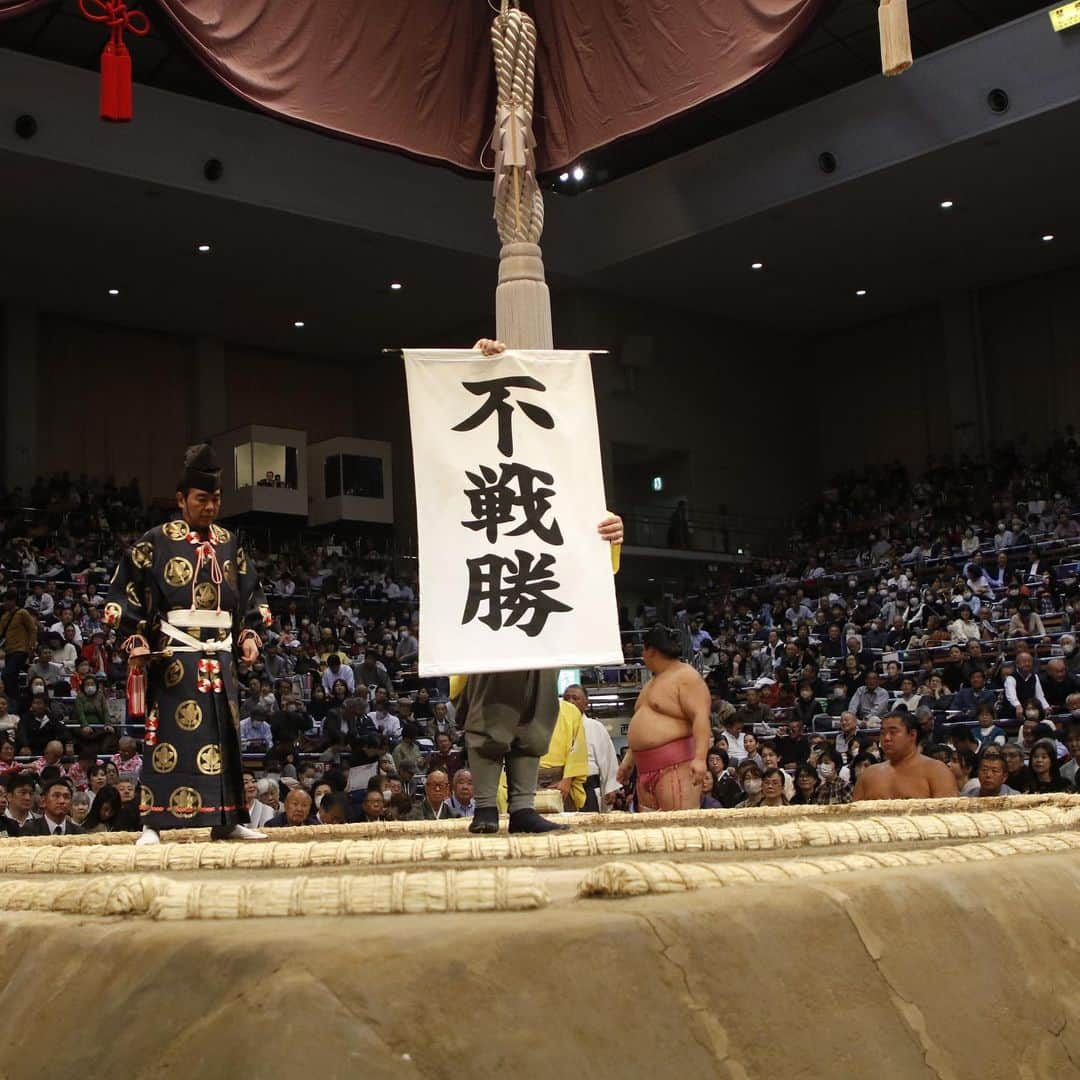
404,349,623,676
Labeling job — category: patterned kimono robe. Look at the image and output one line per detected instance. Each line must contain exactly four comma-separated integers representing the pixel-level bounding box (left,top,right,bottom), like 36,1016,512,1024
103,518,271,831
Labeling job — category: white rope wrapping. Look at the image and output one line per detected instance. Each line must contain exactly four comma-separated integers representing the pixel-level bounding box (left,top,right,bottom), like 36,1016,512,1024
2,806,1075,875
491,0,544,244
0,867,549,919
578,831,1080,898
4,793,1076,849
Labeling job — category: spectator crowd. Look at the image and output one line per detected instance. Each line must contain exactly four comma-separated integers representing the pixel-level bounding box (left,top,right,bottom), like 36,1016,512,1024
4,434,1080,836
647,435,1080,808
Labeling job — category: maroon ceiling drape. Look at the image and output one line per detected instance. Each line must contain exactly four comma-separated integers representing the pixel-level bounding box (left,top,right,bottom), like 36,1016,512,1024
1,0,827,174
0,0,49,16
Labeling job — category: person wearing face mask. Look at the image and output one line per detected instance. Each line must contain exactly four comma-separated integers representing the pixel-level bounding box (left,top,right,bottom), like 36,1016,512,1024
737,765,787,809
381,644,400,680
394,626,419,669
864,618,889,652
72,675,109,728
1060,635,1080,678
790,682,819,729
812,747,852,804
732,760,764,806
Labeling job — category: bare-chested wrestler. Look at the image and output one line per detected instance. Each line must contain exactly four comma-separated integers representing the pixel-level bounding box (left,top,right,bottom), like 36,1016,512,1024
853,710,956,801
616,626,710,811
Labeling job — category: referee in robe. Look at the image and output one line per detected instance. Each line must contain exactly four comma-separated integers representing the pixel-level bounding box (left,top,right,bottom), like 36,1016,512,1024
103,444,273,842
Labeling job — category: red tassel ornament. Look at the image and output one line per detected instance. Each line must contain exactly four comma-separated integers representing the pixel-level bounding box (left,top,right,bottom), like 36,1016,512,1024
126,664,147,718
78,0,150,121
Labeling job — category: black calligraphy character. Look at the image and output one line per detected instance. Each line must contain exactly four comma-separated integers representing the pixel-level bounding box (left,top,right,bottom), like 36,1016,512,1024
452,377,554,456
462,462,564,545
462,550,572,637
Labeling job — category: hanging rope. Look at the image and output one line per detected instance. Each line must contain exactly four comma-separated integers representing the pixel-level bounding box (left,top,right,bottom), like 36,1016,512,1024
490,0,545,245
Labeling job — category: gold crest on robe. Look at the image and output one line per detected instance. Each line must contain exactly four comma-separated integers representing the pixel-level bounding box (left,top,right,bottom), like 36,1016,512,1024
175,700,203,731
132,541,154,569
194,582,219,609
163,659,184,688
152,743,178,774
164,556,193,587
169,787,202,819
163,519,189,541
196,745,222,775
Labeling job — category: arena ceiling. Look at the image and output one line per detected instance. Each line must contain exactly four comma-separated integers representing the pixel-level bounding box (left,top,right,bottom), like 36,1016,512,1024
0,0,1054,180
2,92,1076,355
0,1,1076,353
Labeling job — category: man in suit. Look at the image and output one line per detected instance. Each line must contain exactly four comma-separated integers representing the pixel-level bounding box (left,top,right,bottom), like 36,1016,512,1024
21,776,83,836
3,771,38,836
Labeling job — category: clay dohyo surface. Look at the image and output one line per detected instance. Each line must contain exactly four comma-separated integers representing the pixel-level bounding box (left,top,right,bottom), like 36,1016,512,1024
1,797,1077,1078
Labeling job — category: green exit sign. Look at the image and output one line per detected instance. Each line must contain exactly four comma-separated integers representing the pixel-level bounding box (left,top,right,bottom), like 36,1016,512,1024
651,476,664,492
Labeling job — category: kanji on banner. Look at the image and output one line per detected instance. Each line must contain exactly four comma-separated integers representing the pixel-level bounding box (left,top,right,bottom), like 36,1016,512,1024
404,349,622,676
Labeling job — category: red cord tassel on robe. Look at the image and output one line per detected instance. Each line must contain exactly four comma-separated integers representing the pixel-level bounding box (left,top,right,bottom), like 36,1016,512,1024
126,664,147,718
78,0,151,122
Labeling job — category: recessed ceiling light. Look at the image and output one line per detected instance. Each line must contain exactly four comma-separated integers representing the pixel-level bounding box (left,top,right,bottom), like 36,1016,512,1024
196,243,211,253
107,288,119,296
940,200,954,209
293,320,305,328
1042,233,1055,242
572,165,585,181
390,281,403,291
751,262,764,271
856,289,868,297
558,172,569,182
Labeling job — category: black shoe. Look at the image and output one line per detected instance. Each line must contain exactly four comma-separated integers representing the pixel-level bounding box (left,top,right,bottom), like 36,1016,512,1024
469,807,500,834
508,808,569,834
